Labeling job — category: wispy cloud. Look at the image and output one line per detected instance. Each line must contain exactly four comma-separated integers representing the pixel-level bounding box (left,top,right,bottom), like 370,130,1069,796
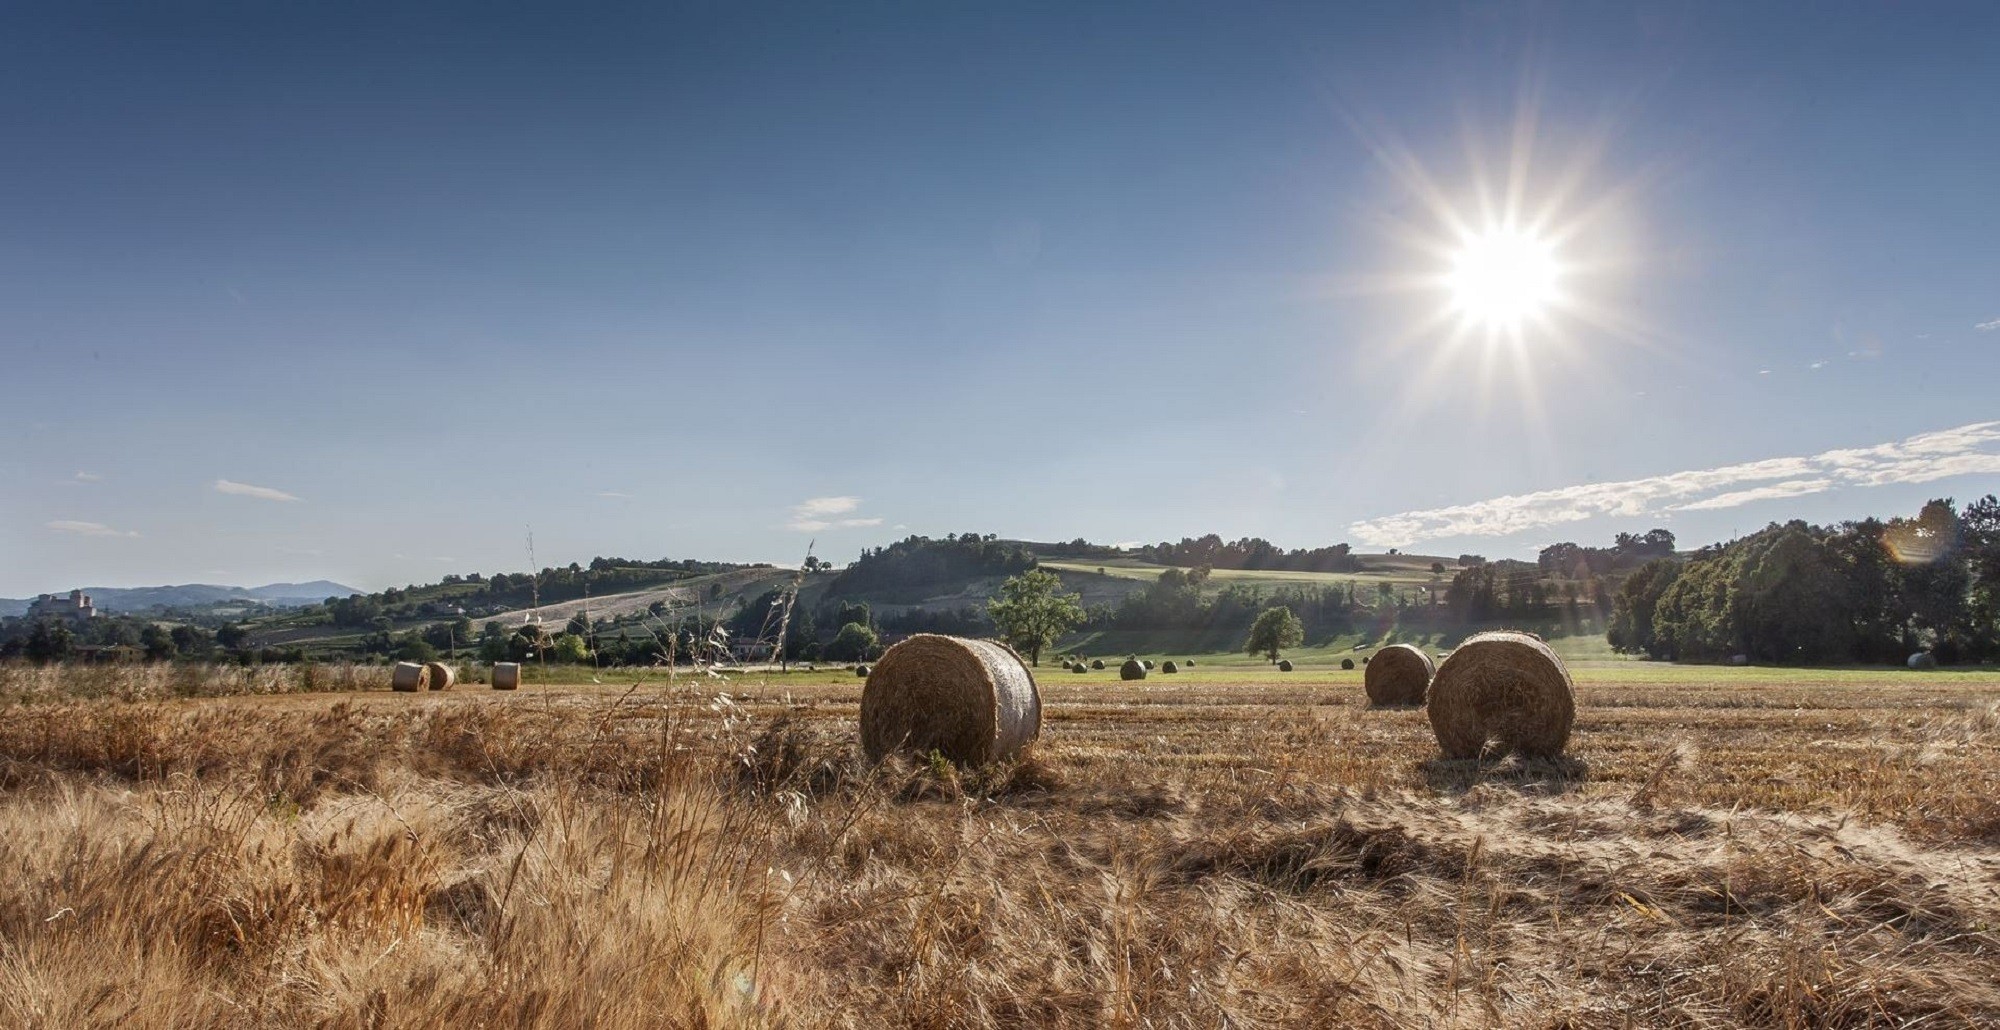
1348,421,2000,547
1977,318,2000,331
47,519,139,538
73,471,102,483
787,495,883,532
214,478,301,502
598,491,632,499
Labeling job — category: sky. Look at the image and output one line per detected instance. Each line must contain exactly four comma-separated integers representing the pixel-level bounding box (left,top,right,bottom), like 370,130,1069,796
4,1,1998,594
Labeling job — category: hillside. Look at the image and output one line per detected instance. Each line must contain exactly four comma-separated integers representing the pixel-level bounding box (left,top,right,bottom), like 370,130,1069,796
0,581,359,617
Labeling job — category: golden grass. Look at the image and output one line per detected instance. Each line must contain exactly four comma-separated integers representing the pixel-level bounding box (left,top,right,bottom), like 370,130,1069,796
2,661,1998,1027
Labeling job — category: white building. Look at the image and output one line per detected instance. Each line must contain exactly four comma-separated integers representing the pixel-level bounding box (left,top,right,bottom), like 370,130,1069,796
28,589,97,623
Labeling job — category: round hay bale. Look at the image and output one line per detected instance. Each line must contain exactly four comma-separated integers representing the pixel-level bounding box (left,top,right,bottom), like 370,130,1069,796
1184,658,1195,666
859,634,1040,765
391,661,425,692
1426,631,1574,759
1119,658,1147,681
1142,659,1154,670
1162,660,1179,674
1091,659,1105,670
855,664,871,677
1908,651,1938,669
491,662,521,690
423,662,456,691
1361,656,1370,666
1340,658,1355,671
1363,643,1434,706
1277,659,1294,672
1072,662,1088,674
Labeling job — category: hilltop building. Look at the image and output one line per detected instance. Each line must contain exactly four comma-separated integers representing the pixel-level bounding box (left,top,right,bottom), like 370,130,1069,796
28,589,97,623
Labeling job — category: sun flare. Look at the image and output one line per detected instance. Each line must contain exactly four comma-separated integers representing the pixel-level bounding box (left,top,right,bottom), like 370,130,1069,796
1447,227,1560,331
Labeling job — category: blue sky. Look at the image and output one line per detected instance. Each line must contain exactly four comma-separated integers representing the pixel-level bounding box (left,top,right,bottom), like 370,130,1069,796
4,2,1998,594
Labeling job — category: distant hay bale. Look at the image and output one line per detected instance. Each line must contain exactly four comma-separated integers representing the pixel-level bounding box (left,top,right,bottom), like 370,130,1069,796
1277,659,1294,672
423,662,456,691
1143,660,1154,670
491,662,521,690
859,634,1041,765
1363,643,1434,707
855,664,871,677
1072,662,1088,674
1162,660,1179,673
1361,656,1370,666
1908,651,1938,669
1184,659,1195,666
1427,631,1574,759
391,661,424,692
1120,658,1147,681
1341,658,1355,671
1091,659,1105,670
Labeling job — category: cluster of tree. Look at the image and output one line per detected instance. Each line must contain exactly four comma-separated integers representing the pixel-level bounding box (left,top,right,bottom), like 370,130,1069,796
1086,566,1367,640
0,612,306,665
1537,529,1677,579
313,557,757,627
1609,498,2000,664
1441,561,1609,624
827,534,1034,602
1136,535,1362,573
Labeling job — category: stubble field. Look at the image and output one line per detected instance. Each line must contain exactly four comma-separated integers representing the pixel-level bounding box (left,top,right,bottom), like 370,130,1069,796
1,659,1997,1028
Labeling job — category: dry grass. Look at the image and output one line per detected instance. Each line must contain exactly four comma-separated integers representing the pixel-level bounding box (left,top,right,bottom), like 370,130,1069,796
2,661,1999,1028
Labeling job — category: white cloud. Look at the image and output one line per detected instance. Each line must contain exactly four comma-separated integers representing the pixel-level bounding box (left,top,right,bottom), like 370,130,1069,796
1348,421,2000,547
1976,318,2000,331
47,520,139,538
598,491,632,499
214,479,301,502
787,495,881,532
73,471,102,483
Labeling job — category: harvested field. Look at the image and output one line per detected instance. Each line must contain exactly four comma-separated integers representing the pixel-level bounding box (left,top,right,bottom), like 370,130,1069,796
1,660,1998,1028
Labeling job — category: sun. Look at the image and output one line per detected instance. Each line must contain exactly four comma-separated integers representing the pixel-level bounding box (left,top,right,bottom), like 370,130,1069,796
1446,226,1561,331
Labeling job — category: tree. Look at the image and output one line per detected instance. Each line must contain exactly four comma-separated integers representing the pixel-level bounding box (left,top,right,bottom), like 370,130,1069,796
550,634,592,663
141,624,177,661
827,621,879,662
24,621,73,663
215,622,250,650
1244,606,1304,663
985,569,1084,666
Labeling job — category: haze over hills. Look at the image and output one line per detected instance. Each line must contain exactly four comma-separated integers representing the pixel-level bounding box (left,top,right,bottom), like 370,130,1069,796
0,581,360,618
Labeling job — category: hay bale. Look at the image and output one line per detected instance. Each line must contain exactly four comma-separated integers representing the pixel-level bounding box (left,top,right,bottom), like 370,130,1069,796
1340,658,1355,671
1185,659,1195,666
1277,659,1294,672
491,662,521,690
1361,656,1370,666
424,661,456,691
1908,651,1938,669
1091,659,1105,670
1072,662,1088,674
1162,660,1179,674
1120,658,1147,681
391,661,424,692
1363,643,1434,706
1142,659,1154,670
859,634,1040,765
855,664,871,677
1426,631,1574,759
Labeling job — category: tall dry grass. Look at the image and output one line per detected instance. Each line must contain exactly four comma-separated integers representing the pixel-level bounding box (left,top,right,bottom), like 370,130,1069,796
2,663,1998,1027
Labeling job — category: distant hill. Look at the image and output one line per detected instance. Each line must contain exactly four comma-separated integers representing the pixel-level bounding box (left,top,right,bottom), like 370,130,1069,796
0,581,359,617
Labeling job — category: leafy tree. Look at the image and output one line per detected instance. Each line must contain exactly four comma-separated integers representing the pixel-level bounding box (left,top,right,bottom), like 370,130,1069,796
24,621,73,663
215,622,250,650
1244,606,1304,663
985,569,1084,666
141,624,177,661
550,634,591,663
827,621,879,662
392,633,437,662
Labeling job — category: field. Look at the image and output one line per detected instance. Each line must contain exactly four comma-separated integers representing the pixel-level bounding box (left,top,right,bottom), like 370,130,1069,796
2,658,1998,1028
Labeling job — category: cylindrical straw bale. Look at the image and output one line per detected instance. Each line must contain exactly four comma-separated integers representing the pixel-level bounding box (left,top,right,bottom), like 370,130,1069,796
424,662,456,691
1364,643,1434,706
391,661,425,692
491,662,521,690
1426,631,1575,759
859,634,1041,765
